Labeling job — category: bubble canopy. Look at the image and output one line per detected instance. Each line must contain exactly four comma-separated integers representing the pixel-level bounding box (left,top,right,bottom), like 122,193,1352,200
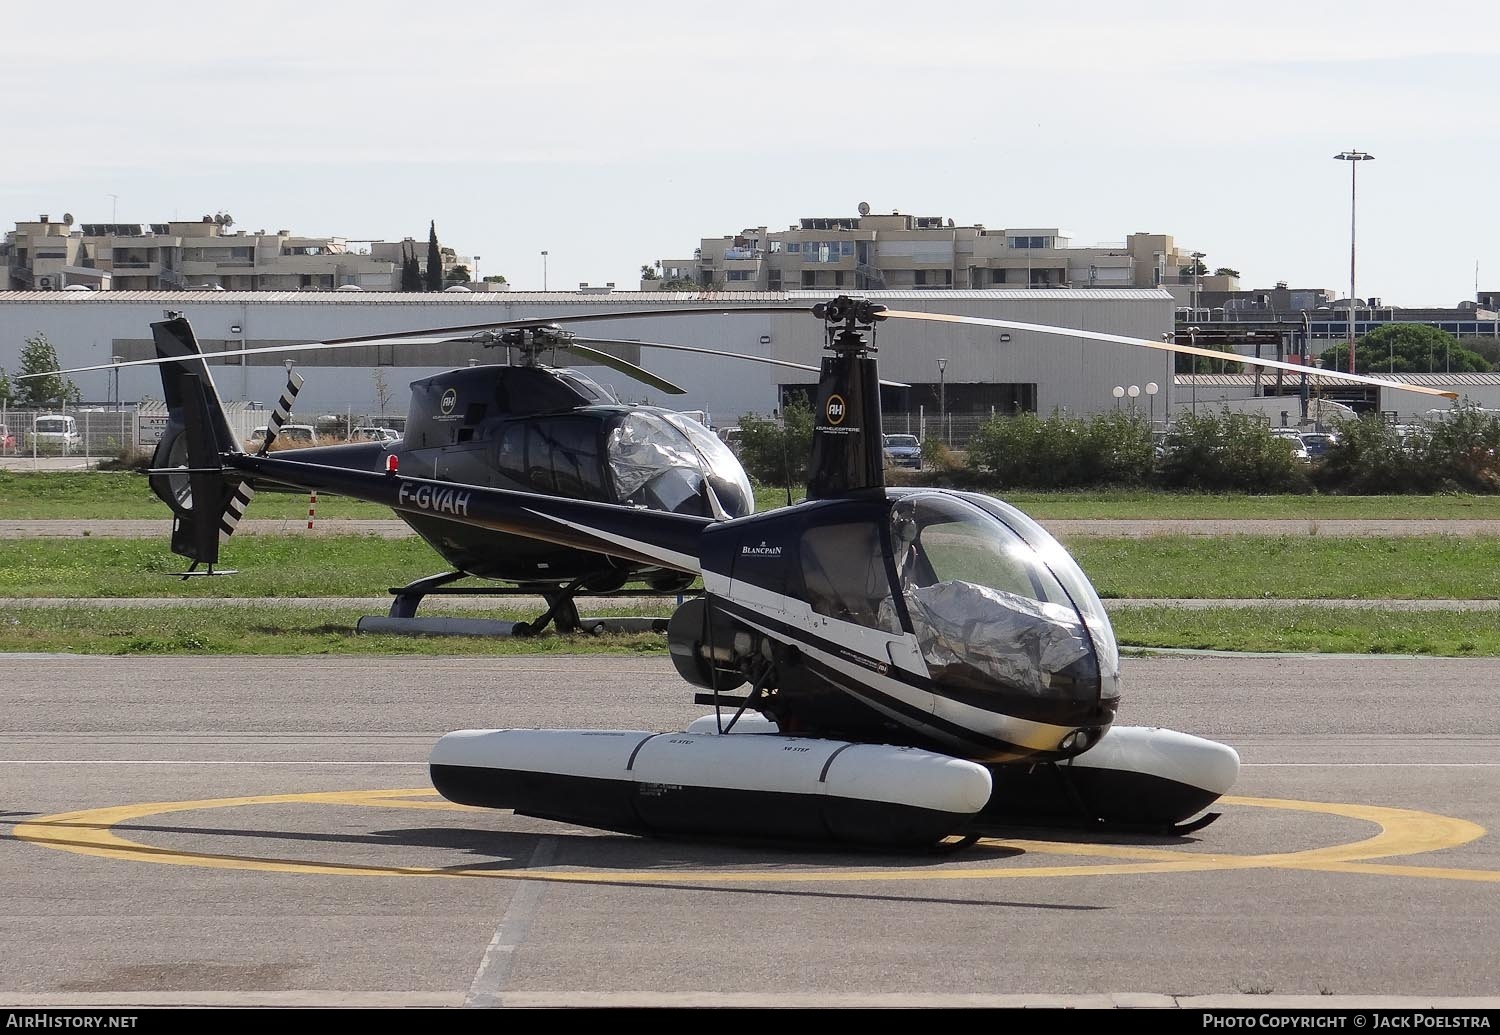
889,490,1120,722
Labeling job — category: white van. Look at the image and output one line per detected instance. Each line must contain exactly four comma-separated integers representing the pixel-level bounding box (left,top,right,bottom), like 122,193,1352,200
29,414,82,455
246,423,316,449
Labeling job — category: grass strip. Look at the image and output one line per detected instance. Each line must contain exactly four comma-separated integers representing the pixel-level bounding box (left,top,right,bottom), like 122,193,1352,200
2,603,1496,657
4,535,1499,601
1109,605,1500,657
8,472,1500,521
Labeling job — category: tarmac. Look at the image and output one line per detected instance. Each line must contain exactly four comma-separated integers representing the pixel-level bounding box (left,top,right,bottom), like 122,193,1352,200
3,653,1498,1008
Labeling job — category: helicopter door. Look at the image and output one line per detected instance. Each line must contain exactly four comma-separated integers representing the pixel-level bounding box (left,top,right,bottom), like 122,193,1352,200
783,517,935,713
798,522,902,635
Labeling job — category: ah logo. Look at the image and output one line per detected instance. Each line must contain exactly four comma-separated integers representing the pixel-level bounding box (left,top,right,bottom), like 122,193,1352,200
825,394,847,425
741,541,783,558
439,388,458,415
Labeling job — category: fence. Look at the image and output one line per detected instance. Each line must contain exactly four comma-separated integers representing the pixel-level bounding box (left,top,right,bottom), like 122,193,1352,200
0,404,405,462
880,413,992,449
0,407,138,461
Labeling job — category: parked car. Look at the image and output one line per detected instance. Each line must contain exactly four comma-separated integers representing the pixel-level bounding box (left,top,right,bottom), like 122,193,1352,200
882,433,922,469
277,424,317,447
1300,431,1339,458
351,426,400,443
29,414,82,454
1269,427,1311,462
246,423,317,449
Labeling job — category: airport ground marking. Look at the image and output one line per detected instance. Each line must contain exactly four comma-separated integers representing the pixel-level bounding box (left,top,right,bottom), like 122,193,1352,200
12,789,1496,885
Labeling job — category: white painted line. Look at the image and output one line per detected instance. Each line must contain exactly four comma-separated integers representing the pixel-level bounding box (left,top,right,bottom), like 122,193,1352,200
0,759,426,765
4,760,1498,767
1241,762,1500,767
466,836,558,1009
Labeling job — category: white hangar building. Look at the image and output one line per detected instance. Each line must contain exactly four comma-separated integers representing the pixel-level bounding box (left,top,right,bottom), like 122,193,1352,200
0,288,1176,427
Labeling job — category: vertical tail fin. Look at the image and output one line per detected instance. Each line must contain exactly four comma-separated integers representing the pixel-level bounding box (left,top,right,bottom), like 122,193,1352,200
146,314,243,567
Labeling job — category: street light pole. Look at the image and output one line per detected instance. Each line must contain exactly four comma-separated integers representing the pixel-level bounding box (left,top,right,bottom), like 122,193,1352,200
1333,150,1374,375
1190,251,1206,312
1188,326,1200,416
937,358,948,443
541,250,549,291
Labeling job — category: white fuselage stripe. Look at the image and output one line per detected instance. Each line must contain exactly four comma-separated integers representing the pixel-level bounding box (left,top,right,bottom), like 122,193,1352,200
522,510,700,573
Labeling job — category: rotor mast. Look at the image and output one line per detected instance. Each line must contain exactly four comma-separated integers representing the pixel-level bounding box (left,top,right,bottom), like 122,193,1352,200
807,296,888,500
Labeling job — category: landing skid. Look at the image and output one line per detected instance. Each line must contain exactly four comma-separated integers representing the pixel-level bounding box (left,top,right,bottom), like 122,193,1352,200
355,571,692,638
174,562,239,580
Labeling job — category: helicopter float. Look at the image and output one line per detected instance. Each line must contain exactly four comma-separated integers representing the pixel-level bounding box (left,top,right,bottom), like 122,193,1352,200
51,295,1457,850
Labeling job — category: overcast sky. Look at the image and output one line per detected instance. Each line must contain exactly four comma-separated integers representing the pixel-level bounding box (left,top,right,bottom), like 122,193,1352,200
3,1,1495,307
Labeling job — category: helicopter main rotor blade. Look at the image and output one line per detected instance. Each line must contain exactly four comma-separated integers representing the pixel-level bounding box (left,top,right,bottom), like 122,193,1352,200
879,310,1460,401
27,305,820,380
556,341,686,395
573,337,912,389
26,335,475,379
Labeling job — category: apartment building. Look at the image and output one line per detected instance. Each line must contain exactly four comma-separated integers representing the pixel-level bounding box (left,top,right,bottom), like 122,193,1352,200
1,214,478,292
651,206,1237,302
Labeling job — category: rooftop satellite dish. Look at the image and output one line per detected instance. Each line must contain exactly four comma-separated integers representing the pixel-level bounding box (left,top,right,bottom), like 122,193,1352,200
63,213,74,226
857,201,871,216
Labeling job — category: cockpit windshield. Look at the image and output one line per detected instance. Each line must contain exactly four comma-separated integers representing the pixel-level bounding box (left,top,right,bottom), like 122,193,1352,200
659,410,754,512
891,492,1108,708
605,410,755,518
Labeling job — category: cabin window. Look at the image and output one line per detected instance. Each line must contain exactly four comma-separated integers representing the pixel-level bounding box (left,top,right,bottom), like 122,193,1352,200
539,419,607,501
799,522,901,633
492,422,531,491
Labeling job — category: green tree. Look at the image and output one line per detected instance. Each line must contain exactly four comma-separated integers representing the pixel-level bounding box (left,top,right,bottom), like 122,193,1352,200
400,245,422,292
1314,414,1433,494
371,368,393,416
445,264,471,284
662,277,700,290
1465,338,1500,368
425,221,443,291
1181,257,1208,277
640,264,660,281
16,333,79,408
736,396,813,487
1156,411,1308,492
969,410,1154,489
1213,267,1241,278
1318,324,1486,374
1174,351,1242,374
0,367,13,405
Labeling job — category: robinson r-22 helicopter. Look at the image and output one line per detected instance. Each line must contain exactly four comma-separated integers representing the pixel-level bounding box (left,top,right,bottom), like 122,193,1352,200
61,295,1457,850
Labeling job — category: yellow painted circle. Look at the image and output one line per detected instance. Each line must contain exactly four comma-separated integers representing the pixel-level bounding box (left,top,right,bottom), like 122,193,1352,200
12,790,1496,885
